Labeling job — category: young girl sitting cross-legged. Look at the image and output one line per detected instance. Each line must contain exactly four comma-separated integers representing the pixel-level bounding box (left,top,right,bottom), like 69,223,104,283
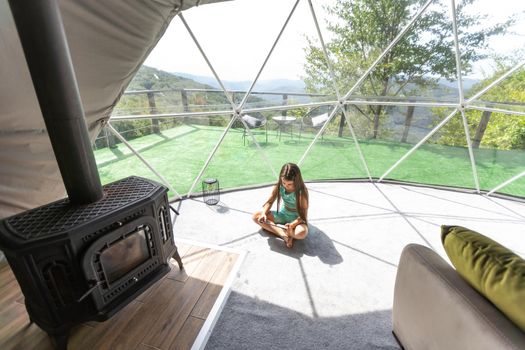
252,163,309,248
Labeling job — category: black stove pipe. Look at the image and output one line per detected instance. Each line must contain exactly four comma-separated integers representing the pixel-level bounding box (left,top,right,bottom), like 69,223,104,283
8,0,103,204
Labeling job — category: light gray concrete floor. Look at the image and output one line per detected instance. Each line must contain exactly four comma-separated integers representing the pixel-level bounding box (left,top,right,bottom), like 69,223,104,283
173,181,525,261
173,181,525,315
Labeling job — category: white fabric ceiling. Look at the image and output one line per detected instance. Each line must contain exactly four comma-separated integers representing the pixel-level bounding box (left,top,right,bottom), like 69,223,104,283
0,0,223,218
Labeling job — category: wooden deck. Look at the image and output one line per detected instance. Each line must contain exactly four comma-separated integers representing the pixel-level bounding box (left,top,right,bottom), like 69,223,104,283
0,241,239,350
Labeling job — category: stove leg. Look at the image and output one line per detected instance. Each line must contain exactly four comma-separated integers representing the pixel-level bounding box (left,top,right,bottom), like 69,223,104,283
24,317,34,330
173,249,183,269
51,330,69,350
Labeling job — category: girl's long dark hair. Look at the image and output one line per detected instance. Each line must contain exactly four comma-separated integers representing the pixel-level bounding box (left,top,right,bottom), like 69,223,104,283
265,163,309,222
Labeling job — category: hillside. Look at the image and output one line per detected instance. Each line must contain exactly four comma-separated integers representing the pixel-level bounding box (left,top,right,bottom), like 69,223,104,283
174,72,306,93
116,66,264,115
174,72,479,103
118,67,479,120
174,72,309,103
127,66,215,91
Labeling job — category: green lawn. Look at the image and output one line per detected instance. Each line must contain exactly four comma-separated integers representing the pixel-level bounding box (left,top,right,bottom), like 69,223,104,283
94,124,525,199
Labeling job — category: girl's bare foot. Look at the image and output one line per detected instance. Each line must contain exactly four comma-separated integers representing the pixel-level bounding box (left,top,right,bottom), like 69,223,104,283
286,236,294,248
285,224,295,248
283,235,294,248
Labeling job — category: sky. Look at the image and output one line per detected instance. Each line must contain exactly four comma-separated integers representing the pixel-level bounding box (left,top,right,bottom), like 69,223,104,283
144,0,525,82
144,0,334,81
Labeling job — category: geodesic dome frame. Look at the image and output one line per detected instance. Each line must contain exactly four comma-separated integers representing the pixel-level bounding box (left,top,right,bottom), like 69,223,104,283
108,0,525,202
1,0,524,219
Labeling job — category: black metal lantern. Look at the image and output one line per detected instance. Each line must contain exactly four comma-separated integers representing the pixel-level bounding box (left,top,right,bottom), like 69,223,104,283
202,178,220,205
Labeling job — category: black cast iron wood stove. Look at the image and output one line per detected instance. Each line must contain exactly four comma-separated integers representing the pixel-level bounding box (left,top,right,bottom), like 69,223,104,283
0,1,183,349
0,176,183,348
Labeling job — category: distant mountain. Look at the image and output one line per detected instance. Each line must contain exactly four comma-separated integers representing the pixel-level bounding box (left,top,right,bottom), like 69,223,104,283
174,72,305,93
120,66,265,113
173,72,483,101
121,66,232,113
127,66,217,91
129,68,480,109
173,72,308,103
438,77,480,92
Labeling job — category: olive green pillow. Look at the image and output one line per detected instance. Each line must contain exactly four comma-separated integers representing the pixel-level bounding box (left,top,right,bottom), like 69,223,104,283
441,225,525,332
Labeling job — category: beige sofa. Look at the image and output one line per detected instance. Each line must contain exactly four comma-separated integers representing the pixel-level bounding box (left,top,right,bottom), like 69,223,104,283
392,244,525,350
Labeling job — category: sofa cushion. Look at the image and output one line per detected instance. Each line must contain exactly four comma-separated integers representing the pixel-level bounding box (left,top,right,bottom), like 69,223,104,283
393,244,525,350
441,225,525,332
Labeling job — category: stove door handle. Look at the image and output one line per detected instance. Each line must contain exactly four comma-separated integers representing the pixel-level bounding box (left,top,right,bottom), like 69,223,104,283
77,280,103,302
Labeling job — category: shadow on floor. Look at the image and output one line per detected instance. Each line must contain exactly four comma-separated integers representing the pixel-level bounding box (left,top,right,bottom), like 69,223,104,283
204,201,230,214
262,224,344,266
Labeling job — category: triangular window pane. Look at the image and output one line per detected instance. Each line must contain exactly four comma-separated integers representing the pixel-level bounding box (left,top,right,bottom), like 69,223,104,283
348,0,459,105
236,107,322,183
93,124,179,198
197,117,277,193
95,115,234,197
183,0,295,89
386,111,477,189
248,0,336,110
496,174,525,198
466,110,525,195
300,105,369,180
462,1,525,101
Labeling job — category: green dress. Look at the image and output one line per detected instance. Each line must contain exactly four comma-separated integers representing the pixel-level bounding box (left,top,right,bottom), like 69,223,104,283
271,185,299,224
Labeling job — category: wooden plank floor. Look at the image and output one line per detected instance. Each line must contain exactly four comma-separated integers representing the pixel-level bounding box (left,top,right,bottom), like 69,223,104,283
0,242,239,350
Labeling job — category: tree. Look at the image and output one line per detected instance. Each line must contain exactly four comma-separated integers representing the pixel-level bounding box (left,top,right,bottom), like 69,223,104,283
436,66,525,150
304,0,514,139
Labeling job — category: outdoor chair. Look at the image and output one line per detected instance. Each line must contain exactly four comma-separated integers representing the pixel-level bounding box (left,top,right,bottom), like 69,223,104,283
241,112,267,146
299,105,333,140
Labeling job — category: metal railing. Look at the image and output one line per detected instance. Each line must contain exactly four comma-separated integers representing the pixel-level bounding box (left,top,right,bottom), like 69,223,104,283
114,87,328,118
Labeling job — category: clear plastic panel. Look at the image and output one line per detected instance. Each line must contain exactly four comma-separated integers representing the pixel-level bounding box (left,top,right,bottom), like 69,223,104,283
247,0,337,109
182,0,296,88
462,1,525,100
466,110,525,196
93,123,177,197
497,174,525,198
305,0,421,98
352,104,464,183
126,16,234,116
386,111,477,188
300,105,369,180
199,117,277,192
256,106,336,177
94,114,234,197
102,0,525,196
349,0,459,105
466,68,525,117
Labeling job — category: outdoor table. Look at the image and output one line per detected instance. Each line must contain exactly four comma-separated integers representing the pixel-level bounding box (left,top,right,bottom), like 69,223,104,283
272,116,296,141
